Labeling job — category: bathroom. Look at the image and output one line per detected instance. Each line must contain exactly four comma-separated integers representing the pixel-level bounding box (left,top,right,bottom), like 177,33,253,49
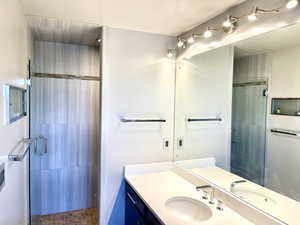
1,0,300,225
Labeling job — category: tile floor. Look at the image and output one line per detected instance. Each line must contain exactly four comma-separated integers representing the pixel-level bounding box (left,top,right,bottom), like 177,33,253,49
37,208,98,225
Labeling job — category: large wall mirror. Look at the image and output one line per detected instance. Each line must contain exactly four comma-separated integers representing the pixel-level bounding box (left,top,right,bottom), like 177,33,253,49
174,22,300,223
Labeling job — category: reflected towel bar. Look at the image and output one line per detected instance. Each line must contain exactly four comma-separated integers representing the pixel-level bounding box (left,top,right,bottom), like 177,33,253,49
270,128,300,137
120,118,166,123
187,118,222,122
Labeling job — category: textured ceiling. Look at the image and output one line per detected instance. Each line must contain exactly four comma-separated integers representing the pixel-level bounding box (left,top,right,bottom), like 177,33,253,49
27,16,101,46
21,0,244,36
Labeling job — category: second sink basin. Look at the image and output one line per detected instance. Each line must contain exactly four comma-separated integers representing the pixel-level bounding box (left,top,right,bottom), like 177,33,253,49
232,186,277,206
165,196,212,223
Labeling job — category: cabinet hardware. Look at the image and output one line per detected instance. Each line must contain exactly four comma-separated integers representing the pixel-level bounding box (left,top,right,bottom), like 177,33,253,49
127,192,137,205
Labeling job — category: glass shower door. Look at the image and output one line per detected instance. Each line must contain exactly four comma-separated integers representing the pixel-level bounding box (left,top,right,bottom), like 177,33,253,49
29,77,48,225
29,75,99,225
231,83,267,185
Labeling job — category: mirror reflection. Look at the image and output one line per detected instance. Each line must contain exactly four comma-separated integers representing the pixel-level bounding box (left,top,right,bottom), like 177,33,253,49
174,22,300,223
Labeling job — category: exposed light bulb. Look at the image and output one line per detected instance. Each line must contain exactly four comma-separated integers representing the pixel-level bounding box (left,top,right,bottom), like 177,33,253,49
223,16,238,33
248,13,257,21
177,39,184,48
188,35,195,44
286,0,298,8
223,19,232,28
167,49,173,58
97,38,102,43
204,30,212,38
248,7,258,21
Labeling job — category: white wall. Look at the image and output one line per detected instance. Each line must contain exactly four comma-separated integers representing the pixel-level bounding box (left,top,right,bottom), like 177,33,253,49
265,46,300,201
174,46,234,170
100,27,175,225
0,1,31,225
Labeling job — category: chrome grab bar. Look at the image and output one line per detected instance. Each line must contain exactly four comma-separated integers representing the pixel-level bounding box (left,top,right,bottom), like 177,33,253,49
120,117,166,123
8,138,35,161
8,136,48,161
187,117,222,122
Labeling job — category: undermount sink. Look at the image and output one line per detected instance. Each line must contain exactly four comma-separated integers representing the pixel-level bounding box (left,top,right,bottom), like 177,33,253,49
232,187,277,206
165,197,213,223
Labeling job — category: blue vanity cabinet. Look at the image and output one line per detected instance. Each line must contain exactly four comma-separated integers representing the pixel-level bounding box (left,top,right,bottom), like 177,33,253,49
126,182,163,225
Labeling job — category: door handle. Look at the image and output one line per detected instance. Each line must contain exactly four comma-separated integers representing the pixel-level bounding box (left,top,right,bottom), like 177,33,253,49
39,136,48,155
127,192,137,205
33,136,48,155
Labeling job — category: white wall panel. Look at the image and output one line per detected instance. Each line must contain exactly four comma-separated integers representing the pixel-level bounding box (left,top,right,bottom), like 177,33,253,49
0,1,31,225
100,27,175,225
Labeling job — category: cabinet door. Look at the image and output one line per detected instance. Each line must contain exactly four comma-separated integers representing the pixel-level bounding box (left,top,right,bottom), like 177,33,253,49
125,194,146,225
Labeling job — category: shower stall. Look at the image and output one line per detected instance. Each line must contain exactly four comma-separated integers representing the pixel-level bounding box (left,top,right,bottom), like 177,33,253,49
231,53,268,186
29,38,101,225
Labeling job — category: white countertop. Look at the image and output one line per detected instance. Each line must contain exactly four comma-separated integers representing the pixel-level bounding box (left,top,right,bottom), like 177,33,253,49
125,170,255,225
191,167,300,225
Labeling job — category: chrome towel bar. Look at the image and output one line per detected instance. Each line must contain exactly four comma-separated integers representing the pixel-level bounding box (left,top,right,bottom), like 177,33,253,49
120,118,166,123
270,128,300,137
187,117,222,122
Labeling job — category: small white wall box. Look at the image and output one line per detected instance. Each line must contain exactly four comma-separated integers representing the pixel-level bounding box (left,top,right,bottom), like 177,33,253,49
0,163,4,192
3,85,27,124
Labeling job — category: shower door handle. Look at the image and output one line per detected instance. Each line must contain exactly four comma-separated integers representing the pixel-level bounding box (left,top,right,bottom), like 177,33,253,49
34,136,48,155
40,136,48,155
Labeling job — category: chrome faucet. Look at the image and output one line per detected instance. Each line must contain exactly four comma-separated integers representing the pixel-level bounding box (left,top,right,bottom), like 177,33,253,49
196,185,215,204
230,180,247,192
196,185,211,192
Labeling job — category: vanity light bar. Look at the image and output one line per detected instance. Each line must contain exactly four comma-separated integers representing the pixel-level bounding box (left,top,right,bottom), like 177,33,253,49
173,1,295,52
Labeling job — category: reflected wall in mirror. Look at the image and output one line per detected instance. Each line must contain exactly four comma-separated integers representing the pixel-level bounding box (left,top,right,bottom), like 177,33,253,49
174,22,300,224
174,46,233,169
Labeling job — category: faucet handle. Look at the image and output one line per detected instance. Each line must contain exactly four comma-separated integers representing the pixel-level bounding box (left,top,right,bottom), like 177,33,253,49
209,188,215,204
202,190,208,200
216,200,224,211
